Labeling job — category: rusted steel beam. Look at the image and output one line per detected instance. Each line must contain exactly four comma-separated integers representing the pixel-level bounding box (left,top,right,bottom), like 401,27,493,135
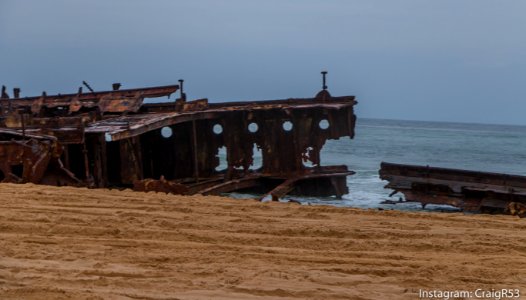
0,85,178,115
1,84,178,104
0,128,57,141
379,162,526,217
197,175,263,195
206,95,356,108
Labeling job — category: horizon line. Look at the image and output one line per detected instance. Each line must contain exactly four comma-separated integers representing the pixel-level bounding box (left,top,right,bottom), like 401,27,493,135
358,116,526,128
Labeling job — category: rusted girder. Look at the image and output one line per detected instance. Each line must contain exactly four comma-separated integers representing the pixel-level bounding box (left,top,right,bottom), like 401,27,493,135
379,162,526,217
0,85,178,115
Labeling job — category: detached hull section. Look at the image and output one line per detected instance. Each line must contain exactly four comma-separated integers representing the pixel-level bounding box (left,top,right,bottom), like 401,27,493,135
379,162,526,217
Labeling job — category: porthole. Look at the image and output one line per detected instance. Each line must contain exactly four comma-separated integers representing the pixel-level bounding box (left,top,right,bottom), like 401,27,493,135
161,126,173,138
213,124,223,135
319,119,330,130
282,121,293,131
248,122,259,133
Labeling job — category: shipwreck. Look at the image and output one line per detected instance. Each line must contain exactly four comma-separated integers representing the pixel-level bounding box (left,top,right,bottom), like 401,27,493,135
0,74,357,200
380,162,526,217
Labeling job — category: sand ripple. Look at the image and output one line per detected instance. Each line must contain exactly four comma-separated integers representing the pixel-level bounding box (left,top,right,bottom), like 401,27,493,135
0,183,525,299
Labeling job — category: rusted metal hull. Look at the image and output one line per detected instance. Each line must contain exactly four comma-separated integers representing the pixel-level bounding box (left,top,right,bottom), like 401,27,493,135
0,82,357,200
379,162,526,217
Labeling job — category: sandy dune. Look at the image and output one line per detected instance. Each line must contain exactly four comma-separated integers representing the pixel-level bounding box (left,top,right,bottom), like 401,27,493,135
0,183,525,299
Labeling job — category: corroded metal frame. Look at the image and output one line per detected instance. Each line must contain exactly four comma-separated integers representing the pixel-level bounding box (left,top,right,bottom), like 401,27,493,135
0,83,357,200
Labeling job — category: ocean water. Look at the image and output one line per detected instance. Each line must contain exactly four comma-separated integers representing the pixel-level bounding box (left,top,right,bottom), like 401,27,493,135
234,118,526,212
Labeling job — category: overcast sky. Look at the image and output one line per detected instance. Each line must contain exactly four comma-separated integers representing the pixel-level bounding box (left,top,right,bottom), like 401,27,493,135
1,0,525,125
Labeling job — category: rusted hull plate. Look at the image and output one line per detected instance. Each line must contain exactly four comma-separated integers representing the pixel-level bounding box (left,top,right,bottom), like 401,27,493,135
379,162,526,217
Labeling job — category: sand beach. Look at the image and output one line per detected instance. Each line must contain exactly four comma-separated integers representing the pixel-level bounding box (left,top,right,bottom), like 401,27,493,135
0,183,524,299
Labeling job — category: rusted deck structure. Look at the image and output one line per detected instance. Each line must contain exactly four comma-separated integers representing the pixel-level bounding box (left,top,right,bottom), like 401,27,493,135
380,162,526,217
0,79,357,199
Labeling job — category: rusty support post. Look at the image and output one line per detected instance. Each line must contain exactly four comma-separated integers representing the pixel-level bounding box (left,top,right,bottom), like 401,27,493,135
1,86,8,99
191,119,199,182
21,113,26,138
133,136,143,180
119,138,142,184
82,142,92,185
93,135,107,187
7,96,12,113
63,145,70,170
178,79,186,101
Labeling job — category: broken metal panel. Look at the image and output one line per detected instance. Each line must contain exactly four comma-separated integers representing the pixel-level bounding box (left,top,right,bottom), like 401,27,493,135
98,93,144,113
0,130,79,185
379,162,526,216
85,112,181,142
